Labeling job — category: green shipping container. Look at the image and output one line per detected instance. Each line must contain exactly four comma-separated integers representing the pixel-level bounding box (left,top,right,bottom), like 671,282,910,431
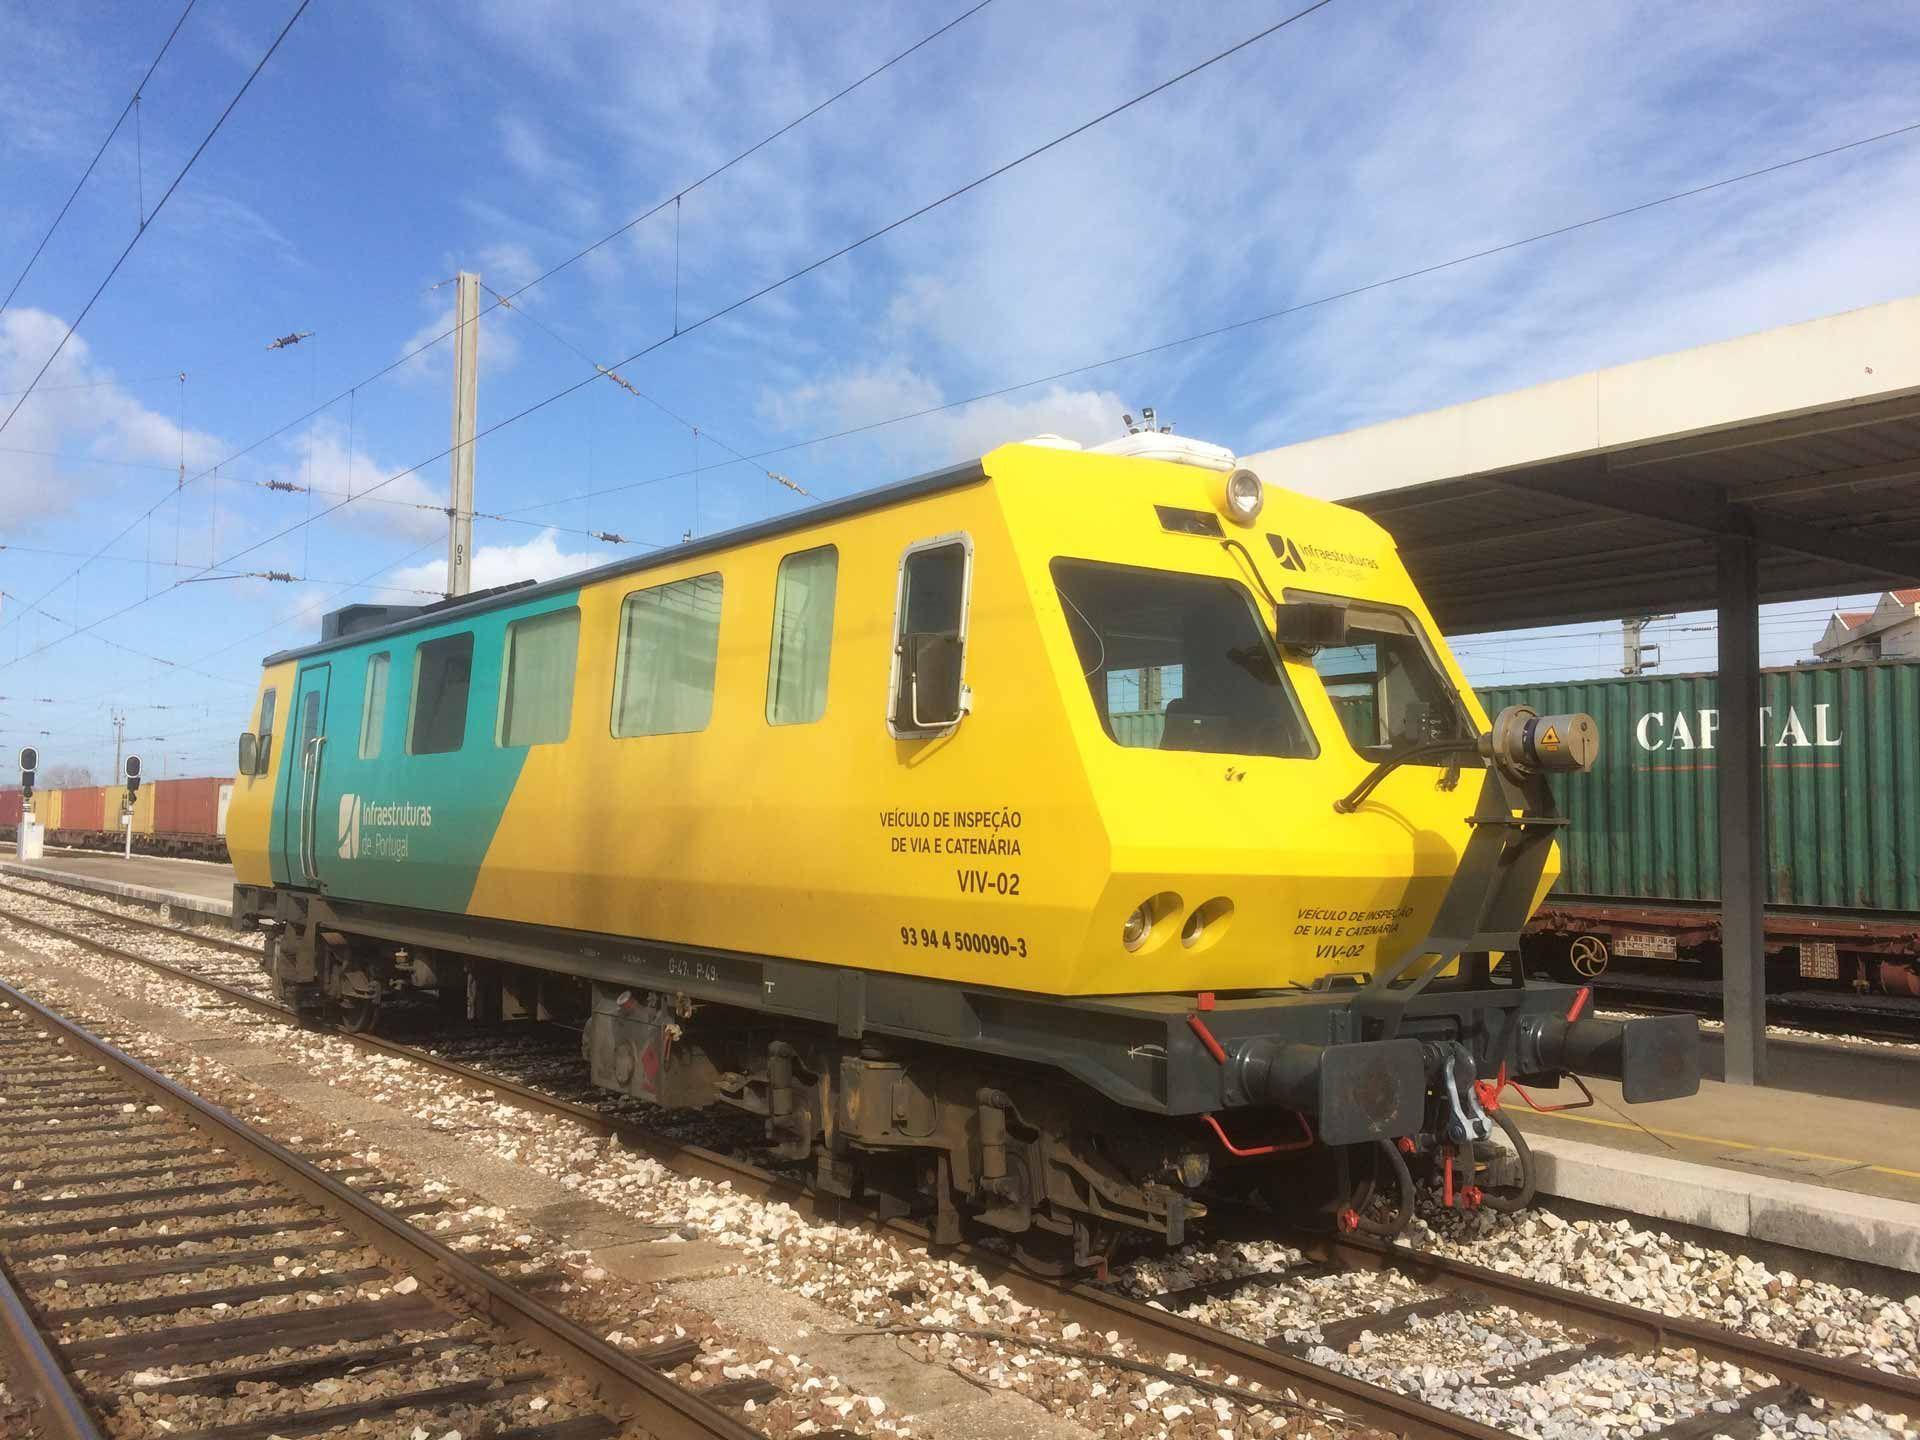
1478,661,1920,915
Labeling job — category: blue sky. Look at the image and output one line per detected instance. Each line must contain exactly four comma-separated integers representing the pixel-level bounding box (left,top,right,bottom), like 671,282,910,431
3,0,1918,779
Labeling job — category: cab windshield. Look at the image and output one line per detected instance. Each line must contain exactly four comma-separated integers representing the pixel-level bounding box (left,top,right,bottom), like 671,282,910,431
1052,558,1313,758
1308,605,1472,762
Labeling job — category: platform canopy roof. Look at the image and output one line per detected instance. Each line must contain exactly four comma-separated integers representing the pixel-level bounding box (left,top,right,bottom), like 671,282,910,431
1241,296,1920,634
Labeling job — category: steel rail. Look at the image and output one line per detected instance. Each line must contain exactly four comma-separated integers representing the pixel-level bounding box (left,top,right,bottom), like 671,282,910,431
7,896,1920,1431
1296,1231,1920,1415
1592,976,1920,1046
0,894,1500,1437
0,897,285,1018
0,876,257,957
0,1250,104,1440
0,976,760,1440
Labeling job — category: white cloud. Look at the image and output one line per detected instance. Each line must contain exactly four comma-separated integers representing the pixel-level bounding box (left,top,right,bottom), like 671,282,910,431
389,528,601,596
0,309,225,528
395,297,522,384
760,361,1129,468
257,419,448,546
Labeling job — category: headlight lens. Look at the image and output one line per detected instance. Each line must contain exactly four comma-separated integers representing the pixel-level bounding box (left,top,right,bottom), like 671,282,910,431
1122,902,1153,951
1224,467,1264,526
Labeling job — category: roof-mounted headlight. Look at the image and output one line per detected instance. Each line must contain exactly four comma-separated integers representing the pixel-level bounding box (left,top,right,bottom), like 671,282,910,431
1224,467,1264,526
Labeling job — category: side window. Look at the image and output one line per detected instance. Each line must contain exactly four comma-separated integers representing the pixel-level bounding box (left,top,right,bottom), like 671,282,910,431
256,687,278,775
499,608,580,747
889,538,970,735
407,632,475,755
1307,606,1471,762
299,690,322,751
766,546,837,726
359,653,389,760
613,574,723,737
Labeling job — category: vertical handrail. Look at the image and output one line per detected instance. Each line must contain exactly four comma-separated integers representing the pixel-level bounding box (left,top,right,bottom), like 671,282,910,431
299,734,324,883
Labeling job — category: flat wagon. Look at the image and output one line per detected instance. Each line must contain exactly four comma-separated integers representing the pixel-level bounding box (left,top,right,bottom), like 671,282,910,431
1480,660,1920,994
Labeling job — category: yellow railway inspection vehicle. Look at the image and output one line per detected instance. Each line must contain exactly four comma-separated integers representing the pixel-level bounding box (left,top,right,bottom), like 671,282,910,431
229,432,1697,1265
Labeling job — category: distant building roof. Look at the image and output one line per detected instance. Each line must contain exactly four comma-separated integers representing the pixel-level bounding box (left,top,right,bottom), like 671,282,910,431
1813,591,1920,657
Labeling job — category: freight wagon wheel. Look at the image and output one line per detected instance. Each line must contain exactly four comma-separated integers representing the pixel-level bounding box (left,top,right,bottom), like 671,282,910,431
336,996,381,1034
1568,934,1609,979
1881,960,1920,999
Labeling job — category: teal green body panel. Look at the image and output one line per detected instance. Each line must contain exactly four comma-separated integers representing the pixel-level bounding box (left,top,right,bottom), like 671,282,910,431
268,588,582,913
1480,661,1920,914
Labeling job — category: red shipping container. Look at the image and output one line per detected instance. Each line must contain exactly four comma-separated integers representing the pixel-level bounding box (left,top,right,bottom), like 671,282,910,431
0,788,20,826
61,786,106,831
154,776,224,837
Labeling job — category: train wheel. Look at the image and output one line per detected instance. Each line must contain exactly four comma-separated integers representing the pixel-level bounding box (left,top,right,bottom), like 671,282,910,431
1472,1110,1536,1212
1880,960,1920,998
1567,934,1609,980
1009,1230,1076,1279
336,996,382,1034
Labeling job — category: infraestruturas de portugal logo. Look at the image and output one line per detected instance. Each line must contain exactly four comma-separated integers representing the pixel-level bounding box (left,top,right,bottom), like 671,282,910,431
337,794,360,860
337,793,431,861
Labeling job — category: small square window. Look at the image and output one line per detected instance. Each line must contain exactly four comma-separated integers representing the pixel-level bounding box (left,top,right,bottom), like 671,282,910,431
613,574,723,737
408,633,474,755
499,609,580,747
767,547,837,726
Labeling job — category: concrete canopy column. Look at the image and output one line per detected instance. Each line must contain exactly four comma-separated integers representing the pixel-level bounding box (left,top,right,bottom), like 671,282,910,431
1717,528,1767,1085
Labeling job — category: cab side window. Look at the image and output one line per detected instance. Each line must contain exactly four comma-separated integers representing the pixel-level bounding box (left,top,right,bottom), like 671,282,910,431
889,537,970,735
359,653,389,760
255,687,278,775
408,633,475,755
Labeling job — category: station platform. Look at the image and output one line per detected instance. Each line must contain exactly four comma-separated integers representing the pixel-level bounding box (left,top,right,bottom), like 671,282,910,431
1513,1069,1920,1273
1,848,233,922
3,849,1916,1272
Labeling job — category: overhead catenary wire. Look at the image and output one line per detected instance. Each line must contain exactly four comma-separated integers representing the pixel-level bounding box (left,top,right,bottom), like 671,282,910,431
0,0,995,647
0,0,1345,677
481,281,813,499
187,0,1344,580
0,443,667,548
18,24,1914,698
10,90,1911,681
0,0,198,318
498,116,1920,527
0,0,313,440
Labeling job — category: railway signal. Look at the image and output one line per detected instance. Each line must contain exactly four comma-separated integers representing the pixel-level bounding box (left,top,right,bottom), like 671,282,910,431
15,745,42,860
123,754,141,859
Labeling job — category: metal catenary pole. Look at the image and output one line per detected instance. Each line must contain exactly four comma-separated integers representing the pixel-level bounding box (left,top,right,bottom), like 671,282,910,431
447,271,480,598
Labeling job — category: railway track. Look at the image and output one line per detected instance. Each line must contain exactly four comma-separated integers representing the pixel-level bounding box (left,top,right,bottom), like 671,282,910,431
0,977,760,1440
1588,969,1920,1046
3,882,1919,1438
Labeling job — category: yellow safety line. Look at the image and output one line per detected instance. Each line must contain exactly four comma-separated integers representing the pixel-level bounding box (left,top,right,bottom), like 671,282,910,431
1521,1108,1920,1182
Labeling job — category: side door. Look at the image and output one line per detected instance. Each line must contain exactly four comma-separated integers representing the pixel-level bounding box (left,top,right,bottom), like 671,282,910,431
277,664,332,888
